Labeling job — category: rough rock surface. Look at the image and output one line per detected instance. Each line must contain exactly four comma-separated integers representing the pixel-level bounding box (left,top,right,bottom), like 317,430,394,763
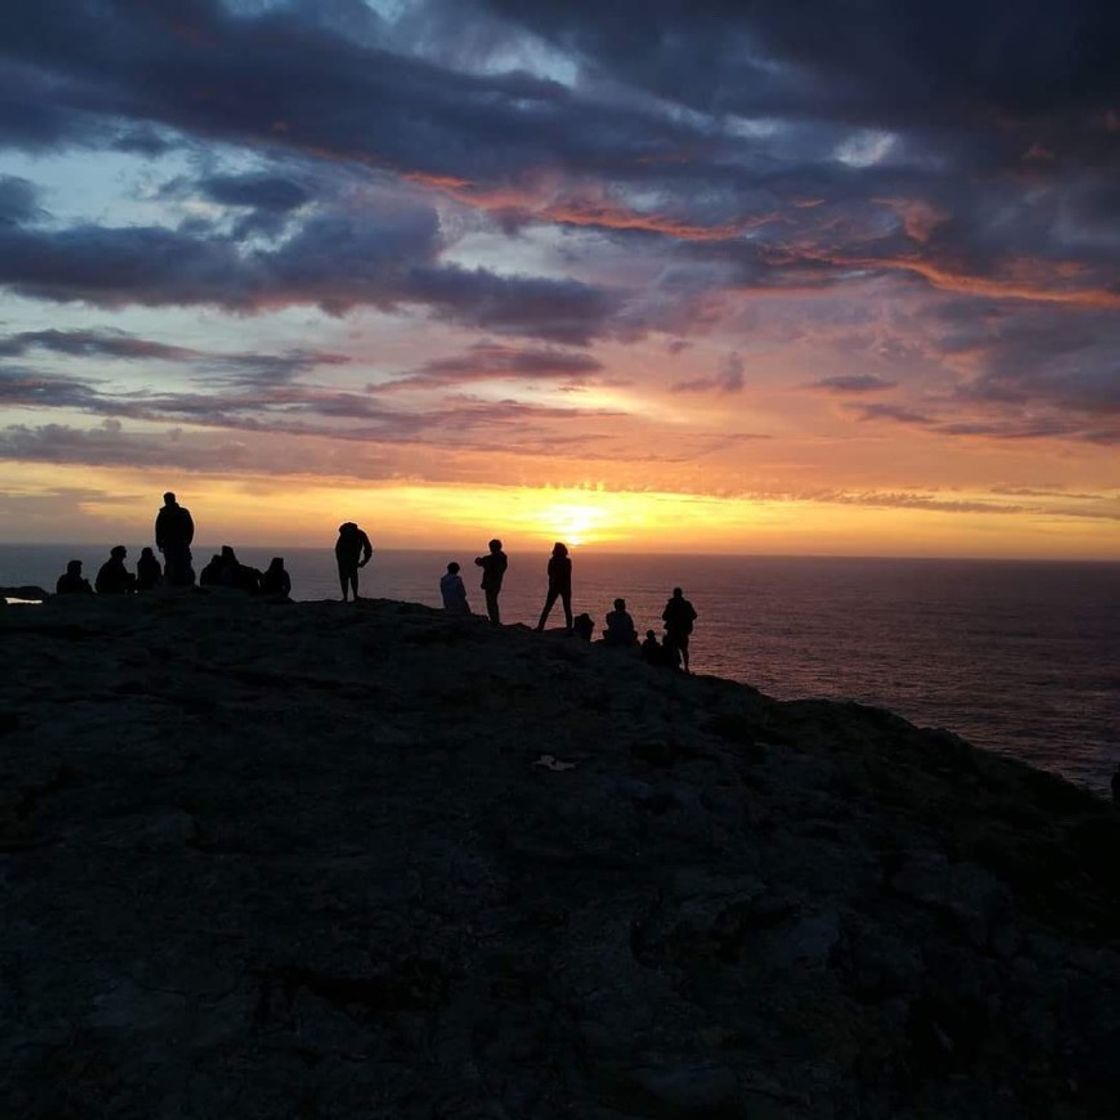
2,594,1118,1118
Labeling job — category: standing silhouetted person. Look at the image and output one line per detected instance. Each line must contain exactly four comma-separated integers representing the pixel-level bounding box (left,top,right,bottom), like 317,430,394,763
136,547,161,591
440,562,470,614
604,597,638,647
261,557,291,599
335,522,373,602
155,492,195,586
474,538,508,625
95,545,136,594
55,560,92,596
662,586,698,673
536,542,573,633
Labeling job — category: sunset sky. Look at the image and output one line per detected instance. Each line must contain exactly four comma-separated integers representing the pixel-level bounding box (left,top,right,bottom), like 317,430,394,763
1,0,1118,556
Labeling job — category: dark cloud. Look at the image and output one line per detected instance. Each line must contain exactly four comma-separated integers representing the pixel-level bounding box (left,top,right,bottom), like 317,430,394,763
671,352,744,394
0,175,40,224
808,375,897,394
372,343,603,392
0,206,624,343
196,173,311,212
849,402,933,425
0,328,350,385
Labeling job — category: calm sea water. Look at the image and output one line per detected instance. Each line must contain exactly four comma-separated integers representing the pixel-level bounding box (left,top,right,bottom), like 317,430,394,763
4,545,1117,793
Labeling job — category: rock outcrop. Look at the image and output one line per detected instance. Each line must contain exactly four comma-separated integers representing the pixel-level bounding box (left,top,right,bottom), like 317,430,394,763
2,595,1118,1118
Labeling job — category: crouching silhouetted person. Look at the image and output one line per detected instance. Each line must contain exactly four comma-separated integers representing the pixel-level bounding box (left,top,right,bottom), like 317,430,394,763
136,547,161,591
155,491,195,586
572,613,594,641
95,546,136,594
603,598,638,647
335,522,373,602
56,560,93,596
260,557,291,600
440,562,470,614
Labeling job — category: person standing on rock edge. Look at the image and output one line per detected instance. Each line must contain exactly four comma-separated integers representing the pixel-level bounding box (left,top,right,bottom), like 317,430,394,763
662,586,698,673
536,542,573,633
155,491,195,587
474,538,508,625
335,522,373,602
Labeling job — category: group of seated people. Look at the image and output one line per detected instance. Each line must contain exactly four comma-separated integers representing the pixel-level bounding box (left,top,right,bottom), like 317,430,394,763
56,545,291,599
56,546,164,596
198,546,290,598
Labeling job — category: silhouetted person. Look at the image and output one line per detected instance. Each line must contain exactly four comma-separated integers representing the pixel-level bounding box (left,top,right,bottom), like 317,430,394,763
95,545,136,594
641,629,662,665
260,557,291,599
155,491,195,586
536,542,573,632
440,561,470,614
135,546,161,591
474,538,508,625
604,597,638,647
663,586,698,673
215,545,261,594
335,522,373,601
199,554,223,588
55,560,92,596
572,612,594,641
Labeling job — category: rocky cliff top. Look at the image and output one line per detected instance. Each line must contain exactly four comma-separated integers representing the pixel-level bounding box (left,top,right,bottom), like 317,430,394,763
2,594,1118,1118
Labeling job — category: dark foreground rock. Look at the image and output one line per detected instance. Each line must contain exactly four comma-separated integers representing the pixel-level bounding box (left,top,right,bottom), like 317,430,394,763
2,595,1118,1119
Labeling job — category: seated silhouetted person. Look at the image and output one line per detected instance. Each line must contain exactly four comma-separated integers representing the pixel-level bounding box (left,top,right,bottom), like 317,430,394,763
95,545,136,595
572,612,594,641
641,629,662,664
216,545,261,593
136,546,162,591
603,598,638,647
440,562,470,614
56,560,93,596
260,557,291,599
199,554,223,587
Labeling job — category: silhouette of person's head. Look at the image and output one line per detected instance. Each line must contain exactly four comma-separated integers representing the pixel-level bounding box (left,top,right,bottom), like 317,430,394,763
67,560,82,576
489,538,502,552
267,557,284,573
614,597,626,611
163,491,176,506
447,561,460,574
140,546,155,559
553,542,568,557
646,629,656,640
672,586,683,598
221,545,237,562
110,545,127,559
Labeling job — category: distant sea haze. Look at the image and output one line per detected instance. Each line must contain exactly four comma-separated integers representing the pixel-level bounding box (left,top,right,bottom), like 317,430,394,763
3,546,1117,794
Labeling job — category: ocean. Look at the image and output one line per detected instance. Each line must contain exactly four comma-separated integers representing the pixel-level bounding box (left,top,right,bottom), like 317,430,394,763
3,544,1117,794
